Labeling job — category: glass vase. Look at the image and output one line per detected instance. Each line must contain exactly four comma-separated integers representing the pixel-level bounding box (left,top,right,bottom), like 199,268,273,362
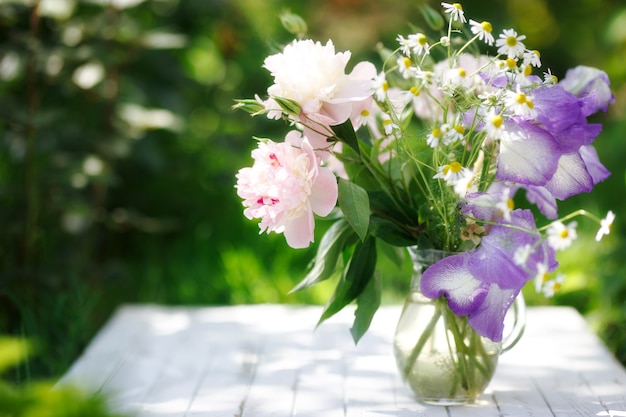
393,248,525,406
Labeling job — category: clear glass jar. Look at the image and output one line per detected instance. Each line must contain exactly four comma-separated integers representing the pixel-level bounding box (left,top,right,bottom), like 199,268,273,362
393,248,525,405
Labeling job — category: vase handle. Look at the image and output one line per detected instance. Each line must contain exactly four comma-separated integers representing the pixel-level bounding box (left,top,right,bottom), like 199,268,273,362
501,293,526,353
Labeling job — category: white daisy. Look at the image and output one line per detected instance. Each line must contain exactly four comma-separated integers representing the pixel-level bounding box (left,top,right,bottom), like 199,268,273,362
426,126,443,148
523,50,541,68
483,109,506,140
433,161,470,184
441,2,466,23
408,33,430,56
372,72,389,101
514,244,533,266
595,210,615,242
469,19,495,46
546,220,578,251
397,55,414,79
381,113,399,136
542,273,565,298
495,29,526,58
504,85,536,117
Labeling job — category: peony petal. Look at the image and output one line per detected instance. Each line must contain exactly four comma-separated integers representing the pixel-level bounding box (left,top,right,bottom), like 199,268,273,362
310,167,338,216
283,208,315,249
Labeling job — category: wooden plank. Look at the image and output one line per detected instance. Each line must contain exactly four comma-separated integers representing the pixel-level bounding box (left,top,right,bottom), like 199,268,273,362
57,304,626,417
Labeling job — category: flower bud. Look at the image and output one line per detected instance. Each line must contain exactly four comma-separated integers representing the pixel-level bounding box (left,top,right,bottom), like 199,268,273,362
273,96,302,116
280,11,308,38
421,5,445,31
232,99,266,115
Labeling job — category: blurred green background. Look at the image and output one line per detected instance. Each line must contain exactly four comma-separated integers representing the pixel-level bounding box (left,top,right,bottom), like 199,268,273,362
1,0,625,383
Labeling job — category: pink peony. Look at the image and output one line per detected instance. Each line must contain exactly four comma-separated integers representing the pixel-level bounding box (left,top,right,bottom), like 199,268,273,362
262,39,376,149
235,131,338,248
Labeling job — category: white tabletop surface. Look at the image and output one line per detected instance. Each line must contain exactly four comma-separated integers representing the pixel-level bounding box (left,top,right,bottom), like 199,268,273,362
59,304,626,416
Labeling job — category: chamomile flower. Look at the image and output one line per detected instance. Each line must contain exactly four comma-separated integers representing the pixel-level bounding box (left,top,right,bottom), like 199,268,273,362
542,273,565,298
372,72,389,101
426,126,443,147
505,85,536,117
453,168,475,197
381,113,399,136
546,220,578,250
595,210,615,242
397,35,412,56
494,187,514,221
533,262,549,292
523,50,541,68
514,244,533,266
469,19,494,45
433,161,469,184
496,29,526,58
484,109,506,139
441,2,466,23
397,55,414,79
408,33,430,56
543,69,558,85
443,123,465,145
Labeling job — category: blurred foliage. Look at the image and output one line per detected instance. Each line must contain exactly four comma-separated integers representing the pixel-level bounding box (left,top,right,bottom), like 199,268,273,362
0,336,124,416
0,0,624,384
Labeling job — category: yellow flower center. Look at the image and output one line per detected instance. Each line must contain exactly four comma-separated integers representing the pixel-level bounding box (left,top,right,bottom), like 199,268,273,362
541,272,549,283
523,65,533,77
382,80,389,92
560,229,569,239
409,86,421,96
457,67,467,78
506,35,518,47
491,114,503,128
360,109,370,117
480,21,492,33
403,57,412,69
516,93,527,104
431,127,442,138
526,99,534,109
507,198,515,210
506,58,517,69
454,125,465,134
383,119,393,126
533,49,541,58
417,33,428,46
444,161,462,175
453,3,463,11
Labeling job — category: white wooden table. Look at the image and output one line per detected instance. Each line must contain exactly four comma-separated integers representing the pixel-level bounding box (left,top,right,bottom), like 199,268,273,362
59,304,626,417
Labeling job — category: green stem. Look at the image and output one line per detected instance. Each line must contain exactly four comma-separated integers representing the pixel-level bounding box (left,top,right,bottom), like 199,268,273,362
403,306,442,377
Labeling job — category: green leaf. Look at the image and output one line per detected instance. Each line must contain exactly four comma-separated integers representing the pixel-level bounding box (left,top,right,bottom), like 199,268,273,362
350,271,381,344
290,219,356,292
369,216,417,247
318,237,377,324
331,119,360,154
338,178,370,242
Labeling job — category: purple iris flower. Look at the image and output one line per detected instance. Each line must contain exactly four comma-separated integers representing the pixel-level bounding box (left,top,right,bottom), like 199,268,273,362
420,209,557,342
559,65,615,115
494,68,612,218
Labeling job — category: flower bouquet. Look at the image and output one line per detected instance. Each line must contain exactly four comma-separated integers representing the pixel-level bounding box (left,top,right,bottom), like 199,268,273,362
234,2,615,404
